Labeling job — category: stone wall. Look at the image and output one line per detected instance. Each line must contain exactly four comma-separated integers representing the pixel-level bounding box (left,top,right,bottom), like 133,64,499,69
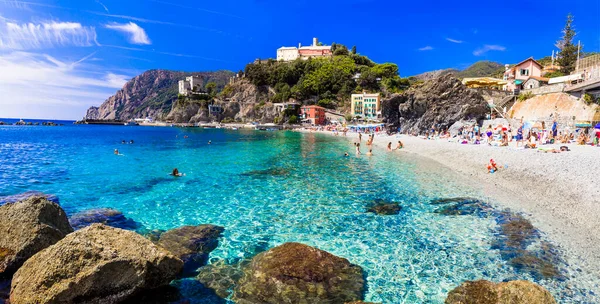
522,83,565,96
468,88,512,103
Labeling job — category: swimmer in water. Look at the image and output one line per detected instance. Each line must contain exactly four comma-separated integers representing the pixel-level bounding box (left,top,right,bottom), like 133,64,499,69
395,141,404,150
114,149,119,155
130,140,134,144
344,152,349,157
387,142,392,151
184,135,188,139
208,140,212,145
366,149,373,156
171,168,184,177
121,140,126,144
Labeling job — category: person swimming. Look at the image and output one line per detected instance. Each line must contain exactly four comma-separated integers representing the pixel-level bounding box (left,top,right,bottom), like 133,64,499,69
344,152,349,157
171,168,184,177
114,149,119,155
395,141,404,150
355,142,361,155
208,140,212,145
130,140,134,144
121,140,126,144
366,149,373,156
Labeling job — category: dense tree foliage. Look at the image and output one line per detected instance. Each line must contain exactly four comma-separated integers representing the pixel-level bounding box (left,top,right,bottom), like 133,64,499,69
556,13,579,74
244,46,410,109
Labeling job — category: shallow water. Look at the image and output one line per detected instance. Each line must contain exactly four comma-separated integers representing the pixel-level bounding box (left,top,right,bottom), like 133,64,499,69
0,124,598,303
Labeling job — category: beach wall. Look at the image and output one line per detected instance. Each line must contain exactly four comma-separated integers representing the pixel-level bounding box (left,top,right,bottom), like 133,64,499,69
509,92,600,127
521,83,566,96
469,88,512,103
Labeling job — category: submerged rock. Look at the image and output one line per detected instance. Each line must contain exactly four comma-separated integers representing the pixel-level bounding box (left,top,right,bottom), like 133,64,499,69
196,260,246,299
0,191,59,206
367,200,402,215
233,242,365,304
499,216,537,249
157,225,224,276
445,280,556,304
434,198,491,216
430,197,480,205
69,208,141,230
0,196,72,277
10,224,183,304
241,168,290,177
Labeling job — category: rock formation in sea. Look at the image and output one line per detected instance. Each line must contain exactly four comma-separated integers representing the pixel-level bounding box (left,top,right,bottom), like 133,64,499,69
445,280,556,304
0,196,72,277
84,70,233,121
9,224,183,304
232,242,365,304
156,225,224,276
196,260,246,299
69,208,141,230
382,74,489,134
366,199,402,215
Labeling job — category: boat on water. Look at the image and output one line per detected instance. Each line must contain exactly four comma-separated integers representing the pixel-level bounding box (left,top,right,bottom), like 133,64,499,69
124,120,139,126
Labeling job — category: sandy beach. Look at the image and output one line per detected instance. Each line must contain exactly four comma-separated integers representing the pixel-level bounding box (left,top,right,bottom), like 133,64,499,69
306,129,600,276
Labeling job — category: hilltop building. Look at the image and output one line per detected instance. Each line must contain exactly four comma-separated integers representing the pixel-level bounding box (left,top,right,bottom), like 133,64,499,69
351,92,381,120
503,57,543,91
277,38,332,62
178,76,206,96
300,105,326,125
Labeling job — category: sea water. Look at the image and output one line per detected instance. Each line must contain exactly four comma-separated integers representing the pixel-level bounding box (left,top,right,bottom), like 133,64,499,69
0,122,598,303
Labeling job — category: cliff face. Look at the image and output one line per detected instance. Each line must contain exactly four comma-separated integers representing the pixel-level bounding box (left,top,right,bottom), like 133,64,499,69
85,70,233,121
165,80,279,123
382,74,488,133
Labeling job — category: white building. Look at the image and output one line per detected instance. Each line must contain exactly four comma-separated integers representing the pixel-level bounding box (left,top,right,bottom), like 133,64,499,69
276,38,332,62
178,76,204,96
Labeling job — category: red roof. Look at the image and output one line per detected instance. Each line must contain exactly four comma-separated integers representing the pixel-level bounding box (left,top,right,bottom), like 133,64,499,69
303,105,325,110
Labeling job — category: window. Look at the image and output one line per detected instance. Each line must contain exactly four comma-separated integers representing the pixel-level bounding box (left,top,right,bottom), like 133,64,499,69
520,69,529,76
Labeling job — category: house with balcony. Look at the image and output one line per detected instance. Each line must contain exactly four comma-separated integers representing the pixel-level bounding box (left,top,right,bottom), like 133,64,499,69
503,57,543,92
350,92,381,120
300,105,326,125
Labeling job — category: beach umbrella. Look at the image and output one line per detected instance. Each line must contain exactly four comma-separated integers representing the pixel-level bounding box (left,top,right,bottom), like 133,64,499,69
595,122,600,129
523,121,533,129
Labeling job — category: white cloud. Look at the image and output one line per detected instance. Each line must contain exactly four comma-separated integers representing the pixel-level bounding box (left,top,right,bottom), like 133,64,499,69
446,38,464,44
105,22,151,45
0,19,97,50
473,44,506,56
0,51,129,119
418,46,433,51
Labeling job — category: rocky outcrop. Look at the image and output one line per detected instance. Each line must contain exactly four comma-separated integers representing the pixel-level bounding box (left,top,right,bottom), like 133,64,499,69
197,260,245,299
445,280,556,304
0,191,59,205
0,196,72,277
10,224,183,304
382,74,488,134
233,242,365,304
84,70,233,121
85,106,100,120
69,208,141,230
156,225,224,276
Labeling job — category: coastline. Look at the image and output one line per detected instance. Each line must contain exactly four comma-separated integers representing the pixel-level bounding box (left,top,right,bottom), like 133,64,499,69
303,129,600,277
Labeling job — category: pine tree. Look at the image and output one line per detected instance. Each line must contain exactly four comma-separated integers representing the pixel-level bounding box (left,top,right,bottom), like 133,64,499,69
555,13,580,74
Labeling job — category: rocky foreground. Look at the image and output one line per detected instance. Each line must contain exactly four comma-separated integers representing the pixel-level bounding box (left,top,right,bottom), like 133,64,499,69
0,194,557,303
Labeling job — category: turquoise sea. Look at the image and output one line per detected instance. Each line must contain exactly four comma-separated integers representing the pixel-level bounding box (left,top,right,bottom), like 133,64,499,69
0,121,598,303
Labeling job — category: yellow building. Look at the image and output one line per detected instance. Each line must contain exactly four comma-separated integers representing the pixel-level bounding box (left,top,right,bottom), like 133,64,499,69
351,92,381,119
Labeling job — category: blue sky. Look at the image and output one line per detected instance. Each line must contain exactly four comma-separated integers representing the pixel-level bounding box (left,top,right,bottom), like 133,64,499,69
0,0,599,119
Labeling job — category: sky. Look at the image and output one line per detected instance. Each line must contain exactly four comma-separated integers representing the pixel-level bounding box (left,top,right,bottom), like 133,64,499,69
0,0,599,120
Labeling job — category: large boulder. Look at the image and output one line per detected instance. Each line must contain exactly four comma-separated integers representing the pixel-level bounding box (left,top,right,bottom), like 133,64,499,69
69,208,141,230
157,225,224,276
0,191,59,205
233,242,365,304
0,196,72,277
9,224,183,304
445,280,556,304
382,74,488,134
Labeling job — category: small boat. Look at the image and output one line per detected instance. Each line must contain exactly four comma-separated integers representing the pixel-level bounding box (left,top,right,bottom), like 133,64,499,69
124,120,139,126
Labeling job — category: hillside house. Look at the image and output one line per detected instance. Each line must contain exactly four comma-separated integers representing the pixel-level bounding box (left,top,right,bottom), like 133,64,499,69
277,38,332,62
503,57,543,91
523,76,549,89
300,105,326,125
351,92,381,119
178,76,206,96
